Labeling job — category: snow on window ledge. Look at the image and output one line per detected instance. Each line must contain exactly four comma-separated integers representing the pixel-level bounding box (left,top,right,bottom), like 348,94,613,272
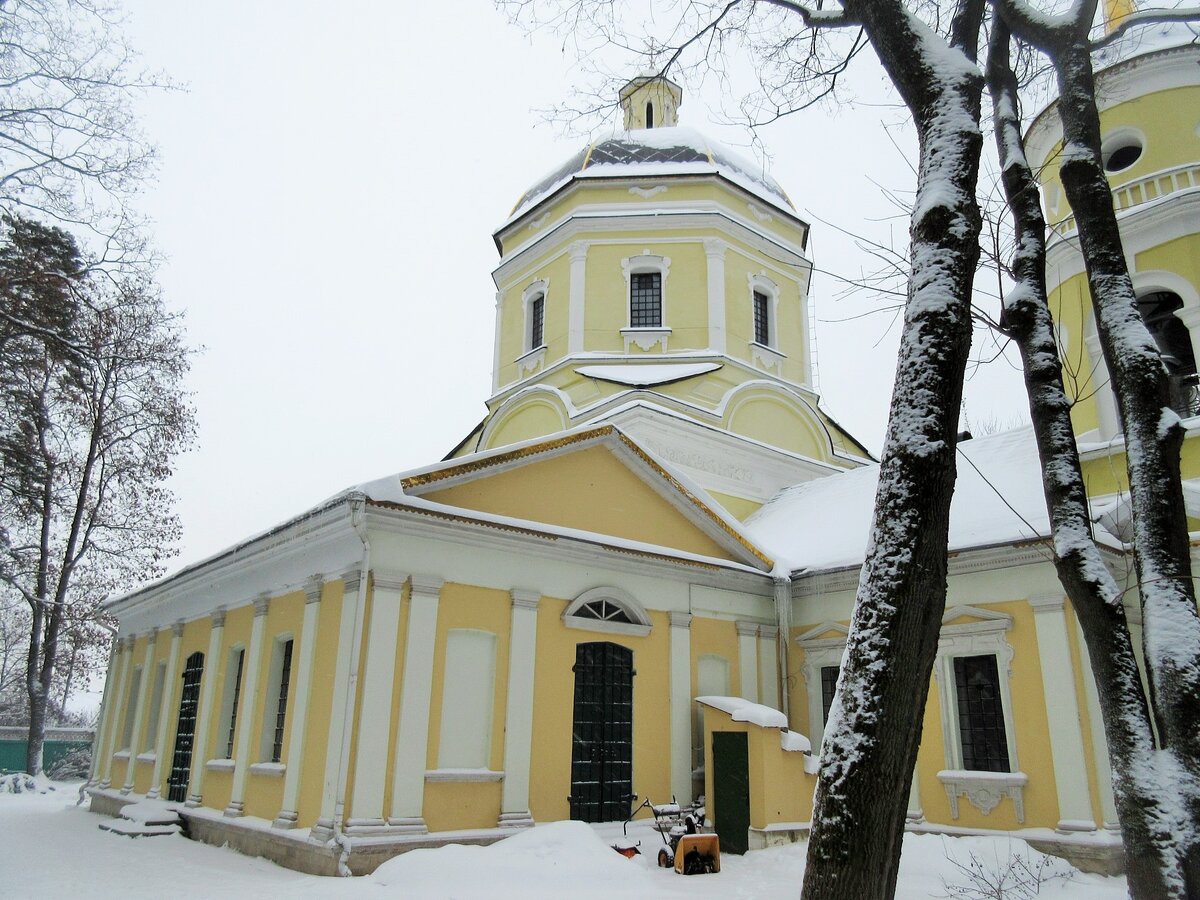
205,758,236,773
249,762,286,778
937,769,1028,823
135,751,156,764
113,749,131,760
424,768,504,783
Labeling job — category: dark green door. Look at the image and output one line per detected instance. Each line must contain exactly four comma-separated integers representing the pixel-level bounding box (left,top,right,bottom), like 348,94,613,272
712,731,750,855
569,642,634,823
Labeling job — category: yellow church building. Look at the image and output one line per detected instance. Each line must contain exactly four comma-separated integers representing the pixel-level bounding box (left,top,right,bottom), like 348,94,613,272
85,29,1199,877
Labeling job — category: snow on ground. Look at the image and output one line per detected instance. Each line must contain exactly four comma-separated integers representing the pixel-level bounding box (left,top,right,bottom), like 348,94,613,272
4,781,1128,899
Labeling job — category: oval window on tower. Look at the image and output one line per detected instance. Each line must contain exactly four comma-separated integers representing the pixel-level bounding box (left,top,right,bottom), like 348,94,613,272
1101,130,1144,173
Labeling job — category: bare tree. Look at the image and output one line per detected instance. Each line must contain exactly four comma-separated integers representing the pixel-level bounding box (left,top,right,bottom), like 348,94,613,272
0,220,194,773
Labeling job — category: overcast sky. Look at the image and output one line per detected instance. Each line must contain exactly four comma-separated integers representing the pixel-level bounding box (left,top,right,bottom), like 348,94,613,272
116,2,1030,575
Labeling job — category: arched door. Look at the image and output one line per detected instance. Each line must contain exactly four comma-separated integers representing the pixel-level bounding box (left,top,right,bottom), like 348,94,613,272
569,642,634,822
166,651,204,803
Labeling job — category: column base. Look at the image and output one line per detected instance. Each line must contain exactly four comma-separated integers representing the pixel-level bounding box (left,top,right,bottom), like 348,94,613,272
386,816,428,834
1056,819,1098,834
120,783,134,795
145,788,160,800
272,809,299,829
223,800,245,818
498,811,535,829
309,817,335,843
184,794,202,808
344,817,389,835
906,808,925,824
99,779,112,789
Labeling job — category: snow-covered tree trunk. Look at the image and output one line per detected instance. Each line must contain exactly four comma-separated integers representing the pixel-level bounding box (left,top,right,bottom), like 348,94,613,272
802,2,985,896
986,24,1184,897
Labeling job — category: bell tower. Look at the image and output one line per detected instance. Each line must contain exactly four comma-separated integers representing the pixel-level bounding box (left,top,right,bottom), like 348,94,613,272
619,74,682,130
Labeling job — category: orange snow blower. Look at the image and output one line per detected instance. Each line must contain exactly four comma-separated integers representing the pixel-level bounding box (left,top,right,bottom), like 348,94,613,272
615,797,720,875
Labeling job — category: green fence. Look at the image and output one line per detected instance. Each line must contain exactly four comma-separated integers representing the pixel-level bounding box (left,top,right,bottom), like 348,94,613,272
0,727,93,774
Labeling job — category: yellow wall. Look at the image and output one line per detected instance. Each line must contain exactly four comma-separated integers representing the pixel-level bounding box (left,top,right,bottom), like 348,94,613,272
423,444,737,561
296,582,347,826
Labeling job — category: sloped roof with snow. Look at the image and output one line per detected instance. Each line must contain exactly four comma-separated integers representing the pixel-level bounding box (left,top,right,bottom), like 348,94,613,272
506,125,793,224
743,426,1125,574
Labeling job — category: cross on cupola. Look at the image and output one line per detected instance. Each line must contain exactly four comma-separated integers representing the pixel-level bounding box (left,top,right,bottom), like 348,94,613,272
619,74,682,130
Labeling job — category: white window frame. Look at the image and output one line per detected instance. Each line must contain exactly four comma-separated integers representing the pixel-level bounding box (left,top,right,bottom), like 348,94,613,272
562,586,652,637
620,251,671,352
796,622,849,750
434,629,499,773
259,633,294,763
217,644,246,760
516,280,549,377
934,605,1027,822
747,272,787,371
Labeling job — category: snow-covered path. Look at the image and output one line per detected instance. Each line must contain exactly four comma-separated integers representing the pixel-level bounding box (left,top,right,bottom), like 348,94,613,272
4,782,1127,899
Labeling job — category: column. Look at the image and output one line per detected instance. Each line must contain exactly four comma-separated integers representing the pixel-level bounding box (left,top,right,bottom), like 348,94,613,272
737,621,759,703
1030,594,1097,831
1084,329,1121,440
388,574,443,832
491,291,503,394
704,239,727,353
89,636,120,786
274,577,325,828
907,768,925,822
758,625,780,711
668,611,693,805
312,569,363,841
773,578,792,723
568,242,587,354
498,589,541,828
186,608,227,807
345,570,406,833
224,594,271,817
146,621,184,799
1076,617,1120,829
99,638,132,788
122,632,157,794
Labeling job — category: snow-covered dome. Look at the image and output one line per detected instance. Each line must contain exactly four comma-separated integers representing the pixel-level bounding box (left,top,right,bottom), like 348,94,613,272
511,125,793,221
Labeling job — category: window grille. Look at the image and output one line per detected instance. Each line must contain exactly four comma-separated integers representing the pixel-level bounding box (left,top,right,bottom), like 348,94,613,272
272,639,294,763
530,295,544,349
630,272,662,328
575,599,634,624
225,649,244,759
753,290,770,345
953,654,1011,772
820,665,839,726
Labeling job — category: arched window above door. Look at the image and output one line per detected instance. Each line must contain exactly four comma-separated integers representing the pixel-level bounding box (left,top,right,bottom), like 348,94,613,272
563,586,652,637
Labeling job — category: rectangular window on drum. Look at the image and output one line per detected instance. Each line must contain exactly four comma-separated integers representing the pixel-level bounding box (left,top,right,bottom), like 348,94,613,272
630,272,662,328
530,295,544,349
953,654,1011,773
753,290,770,345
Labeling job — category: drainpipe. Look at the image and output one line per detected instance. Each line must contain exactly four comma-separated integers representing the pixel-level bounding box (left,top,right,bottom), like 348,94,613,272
773,576,792,726
331,494,371,876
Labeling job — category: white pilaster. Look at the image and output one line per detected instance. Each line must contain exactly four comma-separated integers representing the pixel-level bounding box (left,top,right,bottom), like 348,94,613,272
758,625,780,711
388,574,443,832
492,291,503,394
669,611,693,805
88,636,120,785
312,570,362,841
99,638,132,788
186,609,227,807
773,578,792,723
737,621,759,703
1075,617,1120,829
146,621,184,799
1084,329,1121,441
1030,594,1097,831
704,239,727,353
907,767,925,822
568,241,588,354
499,589,541,828
346,570,406,833
274,577,325,828
122,633,157,793
224,595,271,817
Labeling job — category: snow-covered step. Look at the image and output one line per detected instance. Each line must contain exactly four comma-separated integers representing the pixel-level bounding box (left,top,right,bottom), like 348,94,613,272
98,800,183,837
99,817,181,838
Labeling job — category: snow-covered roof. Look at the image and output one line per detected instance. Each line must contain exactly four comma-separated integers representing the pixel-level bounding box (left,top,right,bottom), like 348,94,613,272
695,695,788,729
743,426,1125,574
506,125,793,225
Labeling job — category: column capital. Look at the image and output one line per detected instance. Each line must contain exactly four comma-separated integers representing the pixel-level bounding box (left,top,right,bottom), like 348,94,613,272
511,589,541,610
341,567,363,595
759,625,780,640
120,636,136,652
703,237,728,259
304,576,325,605
410,574,445,598
172,620,186,638
568,241,589,262
1029,594,1065,613
373,569,409,593
668,611,692,629
736,620,760,638
253,593,271,617
210,607,227,628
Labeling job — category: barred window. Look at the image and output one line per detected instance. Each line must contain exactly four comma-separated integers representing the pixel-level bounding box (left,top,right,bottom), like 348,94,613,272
820,665,839,726
953,654,1011,773
271,639,294,763
753,290,770,345
630,272,662,328
223,649,245,759
530,294,545,349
